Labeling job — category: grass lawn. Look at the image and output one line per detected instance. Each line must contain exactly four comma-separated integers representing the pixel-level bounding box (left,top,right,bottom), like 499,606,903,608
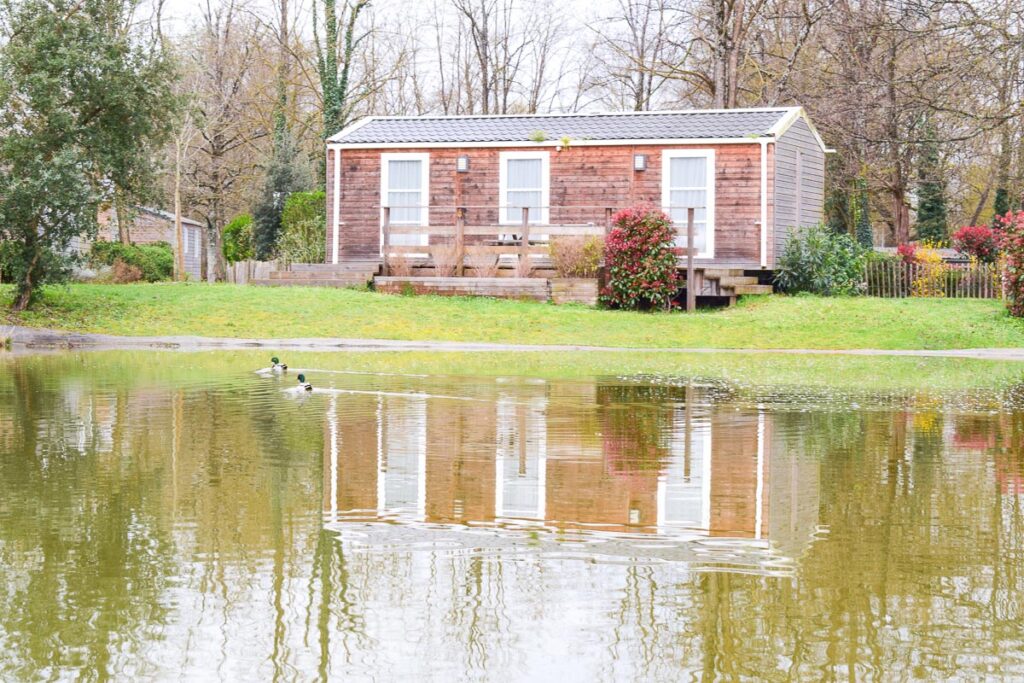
3,282,1024,350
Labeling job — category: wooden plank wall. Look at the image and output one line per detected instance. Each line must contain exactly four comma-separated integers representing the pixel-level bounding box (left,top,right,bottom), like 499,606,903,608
773,117,825,265
328,143,766,264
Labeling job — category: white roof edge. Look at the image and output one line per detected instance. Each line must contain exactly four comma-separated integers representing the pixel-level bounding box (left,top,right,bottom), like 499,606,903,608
136,206,204,227
327,137,771,150
767,106,828,153
336,106,794,123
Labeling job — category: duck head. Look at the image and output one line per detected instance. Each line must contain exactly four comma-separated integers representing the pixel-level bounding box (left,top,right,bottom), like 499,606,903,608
271,356,280,365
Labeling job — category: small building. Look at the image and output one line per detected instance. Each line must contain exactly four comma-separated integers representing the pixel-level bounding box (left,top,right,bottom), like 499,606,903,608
95,206,206,281
323,107,828,298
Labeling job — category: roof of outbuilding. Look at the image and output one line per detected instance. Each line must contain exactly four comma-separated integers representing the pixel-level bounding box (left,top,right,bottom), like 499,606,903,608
329,107,815,147
139,206,204,228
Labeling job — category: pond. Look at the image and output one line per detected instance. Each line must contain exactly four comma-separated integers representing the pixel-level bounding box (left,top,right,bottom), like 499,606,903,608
2,351,1023,680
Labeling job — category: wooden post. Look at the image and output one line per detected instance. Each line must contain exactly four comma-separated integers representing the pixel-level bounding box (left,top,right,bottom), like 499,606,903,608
455,207,466,277
520,206,531,272
381,206,391,276
605,207,614,234
686,207,696,313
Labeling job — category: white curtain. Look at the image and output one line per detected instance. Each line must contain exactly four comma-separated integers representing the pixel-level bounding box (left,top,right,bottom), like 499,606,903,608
505,158,542,223
668,157,707,251
387,159,422,224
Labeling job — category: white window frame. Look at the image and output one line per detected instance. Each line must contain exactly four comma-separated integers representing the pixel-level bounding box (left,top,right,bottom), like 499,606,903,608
661,149,715,259
499,151,550,226
380,152,429,249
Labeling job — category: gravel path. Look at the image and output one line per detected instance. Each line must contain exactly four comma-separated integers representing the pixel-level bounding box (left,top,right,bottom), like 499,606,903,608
5,325,1024,361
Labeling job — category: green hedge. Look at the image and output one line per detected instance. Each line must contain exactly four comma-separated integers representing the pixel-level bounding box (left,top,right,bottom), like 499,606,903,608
88,241,174,282
222,214,254,264
774,224,867,296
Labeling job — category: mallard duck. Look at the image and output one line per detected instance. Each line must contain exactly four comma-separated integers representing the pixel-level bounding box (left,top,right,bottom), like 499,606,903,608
297,373,313,391
270,356,288,372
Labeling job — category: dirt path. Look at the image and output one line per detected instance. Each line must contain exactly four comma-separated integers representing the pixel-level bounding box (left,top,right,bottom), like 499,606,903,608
6,325,1024,361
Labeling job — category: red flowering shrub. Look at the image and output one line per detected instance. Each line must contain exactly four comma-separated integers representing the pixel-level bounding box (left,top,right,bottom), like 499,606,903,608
1001,211,1024,317
952,224,1000,263
896,242,918,264
600,206,680,310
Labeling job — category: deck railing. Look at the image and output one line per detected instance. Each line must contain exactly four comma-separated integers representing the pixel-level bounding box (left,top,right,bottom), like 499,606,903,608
381,205,702,310
380,205,700,272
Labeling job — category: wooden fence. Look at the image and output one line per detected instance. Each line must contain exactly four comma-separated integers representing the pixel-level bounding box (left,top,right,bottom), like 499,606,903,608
226,259,279,284
863,260,1002,299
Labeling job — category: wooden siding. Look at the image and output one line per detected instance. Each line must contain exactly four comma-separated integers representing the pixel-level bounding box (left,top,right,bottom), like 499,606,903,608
181,225,203,281
772,117,825,266
329,143,767,265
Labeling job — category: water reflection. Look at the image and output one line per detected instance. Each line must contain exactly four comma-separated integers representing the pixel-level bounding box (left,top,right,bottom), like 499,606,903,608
2,355,1024,680
322,381,821,571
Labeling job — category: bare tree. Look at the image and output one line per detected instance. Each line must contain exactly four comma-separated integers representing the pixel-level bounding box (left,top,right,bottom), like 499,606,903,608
185,0,269,280
588,0,687,111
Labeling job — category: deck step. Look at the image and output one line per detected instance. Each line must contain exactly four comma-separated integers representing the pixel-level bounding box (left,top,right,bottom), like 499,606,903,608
269,270,376,280
702,268,745,279
729,284,774,295
250,277,371,288
717,276,759,287
287,262,381,274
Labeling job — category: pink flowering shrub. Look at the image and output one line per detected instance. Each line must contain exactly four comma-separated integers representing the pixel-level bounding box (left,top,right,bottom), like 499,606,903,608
896,242,918,264
1000,211,1024,317
952,224,1000,263
600,206,680,310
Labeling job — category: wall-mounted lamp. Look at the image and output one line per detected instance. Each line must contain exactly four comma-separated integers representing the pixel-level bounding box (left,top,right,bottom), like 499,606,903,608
456,155,470,173
633,154,647,171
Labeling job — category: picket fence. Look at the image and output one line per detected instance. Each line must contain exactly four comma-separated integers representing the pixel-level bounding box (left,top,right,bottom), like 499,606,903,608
863,260,1002,299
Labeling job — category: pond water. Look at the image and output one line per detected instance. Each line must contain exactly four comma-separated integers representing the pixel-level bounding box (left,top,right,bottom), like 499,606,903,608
2,352,1023,680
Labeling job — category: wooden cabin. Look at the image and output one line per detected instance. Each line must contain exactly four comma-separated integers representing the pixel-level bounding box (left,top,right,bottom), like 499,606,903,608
316,107,827,298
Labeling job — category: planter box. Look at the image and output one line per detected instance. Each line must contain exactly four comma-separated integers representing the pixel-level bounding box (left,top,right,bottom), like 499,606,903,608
550,278,599,305
375,276,549,301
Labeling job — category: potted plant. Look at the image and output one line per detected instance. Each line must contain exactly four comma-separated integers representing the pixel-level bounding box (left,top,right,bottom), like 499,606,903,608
548,235,602,304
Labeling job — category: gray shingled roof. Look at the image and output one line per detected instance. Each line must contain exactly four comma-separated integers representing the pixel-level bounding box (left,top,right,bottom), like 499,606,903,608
330,108,795,145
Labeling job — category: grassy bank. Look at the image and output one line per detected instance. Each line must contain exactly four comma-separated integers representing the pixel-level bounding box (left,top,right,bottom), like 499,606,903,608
3,282,1024,350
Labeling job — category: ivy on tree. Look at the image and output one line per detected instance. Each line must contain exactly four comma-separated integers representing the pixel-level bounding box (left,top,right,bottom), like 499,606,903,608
914,120,948,244
992,187,1010,228
0,0,175,310
855,178,873,248
252,113,310,259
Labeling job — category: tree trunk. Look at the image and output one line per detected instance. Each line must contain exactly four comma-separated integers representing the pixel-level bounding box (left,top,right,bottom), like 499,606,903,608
725,0,744,108
113,192,131,244
12,235,41,312
712,0,728,108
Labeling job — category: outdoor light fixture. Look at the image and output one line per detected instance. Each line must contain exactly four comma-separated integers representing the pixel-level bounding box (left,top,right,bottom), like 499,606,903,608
456,155,470,173
633,154,647,171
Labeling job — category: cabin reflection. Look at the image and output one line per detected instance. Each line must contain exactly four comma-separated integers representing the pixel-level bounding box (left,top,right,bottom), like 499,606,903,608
323,381,820,554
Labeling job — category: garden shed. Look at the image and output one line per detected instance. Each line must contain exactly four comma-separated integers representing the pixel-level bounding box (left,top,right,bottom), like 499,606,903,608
96,206,205,281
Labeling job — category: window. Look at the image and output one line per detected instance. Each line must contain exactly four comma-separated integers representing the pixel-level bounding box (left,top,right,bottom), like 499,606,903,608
193,227,200,256
183,226,188,254
381,153,429,247
661,150,715,258
500,151,549,225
